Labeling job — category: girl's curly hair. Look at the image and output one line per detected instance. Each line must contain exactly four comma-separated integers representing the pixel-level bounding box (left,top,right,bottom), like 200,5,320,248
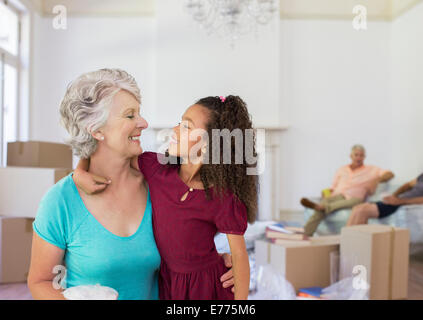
196,95,259,224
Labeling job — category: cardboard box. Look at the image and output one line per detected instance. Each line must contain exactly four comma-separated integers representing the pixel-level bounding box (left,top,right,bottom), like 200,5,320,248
0,167,72,218
255,236,340,292
340,225,409,300
7,141,73,169
0,216,34,283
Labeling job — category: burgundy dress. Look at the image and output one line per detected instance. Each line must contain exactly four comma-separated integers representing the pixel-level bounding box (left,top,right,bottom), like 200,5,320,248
138,152,248,300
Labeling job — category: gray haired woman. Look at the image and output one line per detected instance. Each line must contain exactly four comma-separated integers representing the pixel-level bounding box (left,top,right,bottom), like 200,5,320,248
27,68,234,300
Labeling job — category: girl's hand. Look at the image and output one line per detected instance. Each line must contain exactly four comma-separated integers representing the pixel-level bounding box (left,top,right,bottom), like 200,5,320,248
219,253,235,293
73,158,111,195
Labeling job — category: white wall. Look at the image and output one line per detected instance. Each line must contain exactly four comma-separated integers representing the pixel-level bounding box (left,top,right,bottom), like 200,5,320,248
31,13,156,146
154,0,281,128
390,1,423,181
278,19,393,210
29,3,423,213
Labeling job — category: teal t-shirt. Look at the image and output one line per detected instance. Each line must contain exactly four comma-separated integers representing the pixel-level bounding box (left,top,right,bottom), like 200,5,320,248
33,174,161,300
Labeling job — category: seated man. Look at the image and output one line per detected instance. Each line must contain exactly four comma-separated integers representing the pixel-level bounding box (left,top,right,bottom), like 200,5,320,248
347,173,423,226
301,145,394,237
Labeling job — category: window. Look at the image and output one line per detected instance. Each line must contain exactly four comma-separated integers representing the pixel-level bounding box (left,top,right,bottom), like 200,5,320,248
0,1,19,56
0,1,20,166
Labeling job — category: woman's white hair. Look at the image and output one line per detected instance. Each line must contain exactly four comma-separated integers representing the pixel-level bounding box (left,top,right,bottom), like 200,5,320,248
60,68,141,159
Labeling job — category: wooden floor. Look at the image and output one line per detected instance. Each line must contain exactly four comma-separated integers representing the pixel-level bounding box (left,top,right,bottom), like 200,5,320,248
1,250,423,300
408,251,423,300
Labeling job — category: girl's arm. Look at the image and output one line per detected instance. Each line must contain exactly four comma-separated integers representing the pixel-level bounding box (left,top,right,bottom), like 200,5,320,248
226,234,250,300
73,158,110,195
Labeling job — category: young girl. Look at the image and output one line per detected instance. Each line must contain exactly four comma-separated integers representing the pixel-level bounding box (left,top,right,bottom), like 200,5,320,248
74,95,258,300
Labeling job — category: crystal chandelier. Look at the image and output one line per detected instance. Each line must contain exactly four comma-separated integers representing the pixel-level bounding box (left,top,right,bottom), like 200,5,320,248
184,0,278,45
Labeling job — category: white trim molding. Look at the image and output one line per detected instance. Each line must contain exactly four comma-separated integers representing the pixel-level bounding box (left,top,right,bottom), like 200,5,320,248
26,0,423,20
30,0,154,17
279,0,423,21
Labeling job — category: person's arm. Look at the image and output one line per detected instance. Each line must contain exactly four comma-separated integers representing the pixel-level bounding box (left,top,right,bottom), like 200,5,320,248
219,253,235,293
400,197,423,205
27,233,67,300
368,170,395,195
330,170,340,192
393,178,417,197
384,195,423,206
383,178,419,205
379,171,394,183
73,158,111,195
226,234,250,300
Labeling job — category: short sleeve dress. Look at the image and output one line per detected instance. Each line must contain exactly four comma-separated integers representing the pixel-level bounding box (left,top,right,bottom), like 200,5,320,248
139,152,248,300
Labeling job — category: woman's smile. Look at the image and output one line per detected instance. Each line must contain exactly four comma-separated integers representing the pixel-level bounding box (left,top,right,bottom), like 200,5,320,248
129,134,141,143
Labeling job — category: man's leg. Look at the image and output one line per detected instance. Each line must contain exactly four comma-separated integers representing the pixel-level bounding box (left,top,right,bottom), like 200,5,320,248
324,197,363,214
301,194,344,212
302,195,345,236
303,210,326,237
346,203,379,226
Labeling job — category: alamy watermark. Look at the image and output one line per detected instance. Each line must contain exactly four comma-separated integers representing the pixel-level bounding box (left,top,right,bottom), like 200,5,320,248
52,5,67,30
52,264,67,290
156,122,266,176
353,5,367,31
352,264,369,290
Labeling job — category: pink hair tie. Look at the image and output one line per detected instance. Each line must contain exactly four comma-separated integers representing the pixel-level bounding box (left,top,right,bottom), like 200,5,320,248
219,96,226,103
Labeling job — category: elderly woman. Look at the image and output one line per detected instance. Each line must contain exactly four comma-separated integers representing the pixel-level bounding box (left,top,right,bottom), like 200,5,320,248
27,69,233,300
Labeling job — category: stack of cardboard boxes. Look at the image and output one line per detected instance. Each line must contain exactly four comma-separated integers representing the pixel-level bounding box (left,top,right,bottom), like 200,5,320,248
255,225,410,300
0,141,73,284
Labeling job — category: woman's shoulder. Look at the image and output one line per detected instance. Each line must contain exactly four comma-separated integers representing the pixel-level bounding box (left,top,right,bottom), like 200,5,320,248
34,173,88,249
40,173,75,204
37,174,89,227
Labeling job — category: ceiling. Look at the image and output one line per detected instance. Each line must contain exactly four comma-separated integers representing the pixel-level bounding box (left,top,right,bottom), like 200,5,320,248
26,0,422,20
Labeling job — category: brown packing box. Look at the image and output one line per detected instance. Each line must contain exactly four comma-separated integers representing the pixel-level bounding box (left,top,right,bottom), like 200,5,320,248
340,225,409,300
7,141,73,169
255,235,340,292
0,216,34,283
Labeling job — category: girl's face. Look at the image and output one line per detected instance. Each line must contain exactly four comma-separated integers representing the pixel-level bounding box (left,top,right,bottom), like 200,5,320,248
168,104,210,161
96,90,148,158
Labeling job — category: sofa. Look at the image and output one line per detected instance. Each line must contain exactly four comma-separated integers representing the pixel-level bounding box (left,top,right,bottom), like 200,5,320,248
303,183,423,245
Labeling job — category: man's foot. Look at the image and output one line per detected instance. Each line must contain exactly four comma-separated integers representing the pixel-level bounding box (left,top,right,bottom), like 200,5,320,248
300,198,325,212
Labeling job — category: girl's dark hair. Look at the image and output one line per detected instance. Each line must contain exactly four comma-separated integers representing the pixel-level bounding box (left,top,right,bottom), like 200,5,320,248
196,95,258,224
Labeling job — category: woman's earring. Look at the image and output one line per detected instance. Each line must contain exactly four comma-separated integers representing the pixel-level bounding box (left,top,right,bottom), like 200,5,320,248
100,136,104,141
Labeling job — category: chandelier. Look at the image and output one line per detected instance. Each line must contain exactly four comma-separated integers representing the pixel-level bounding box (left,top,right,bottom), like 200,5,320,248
183,0,278,45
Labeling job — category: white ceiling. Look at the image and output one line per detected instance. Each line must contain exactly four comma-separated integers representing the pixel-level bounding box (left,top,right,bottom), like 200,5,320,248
28,0,422,20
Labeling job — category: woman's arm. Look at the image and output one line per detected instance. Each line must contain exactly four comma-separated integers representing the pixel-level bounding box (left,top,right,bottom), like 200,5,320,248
73,158,111,194
226,234,250,300
27,233,67,300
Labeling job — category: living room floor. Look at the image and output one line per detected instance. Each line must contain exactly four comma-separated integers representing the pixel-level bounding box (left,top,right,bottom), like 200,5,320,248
1,250,423,300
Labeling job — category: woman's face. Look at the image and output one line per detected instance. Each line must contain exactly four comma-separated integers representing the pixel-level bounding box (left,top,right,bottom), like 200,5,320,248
168,104,210,161
97,90,148,158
